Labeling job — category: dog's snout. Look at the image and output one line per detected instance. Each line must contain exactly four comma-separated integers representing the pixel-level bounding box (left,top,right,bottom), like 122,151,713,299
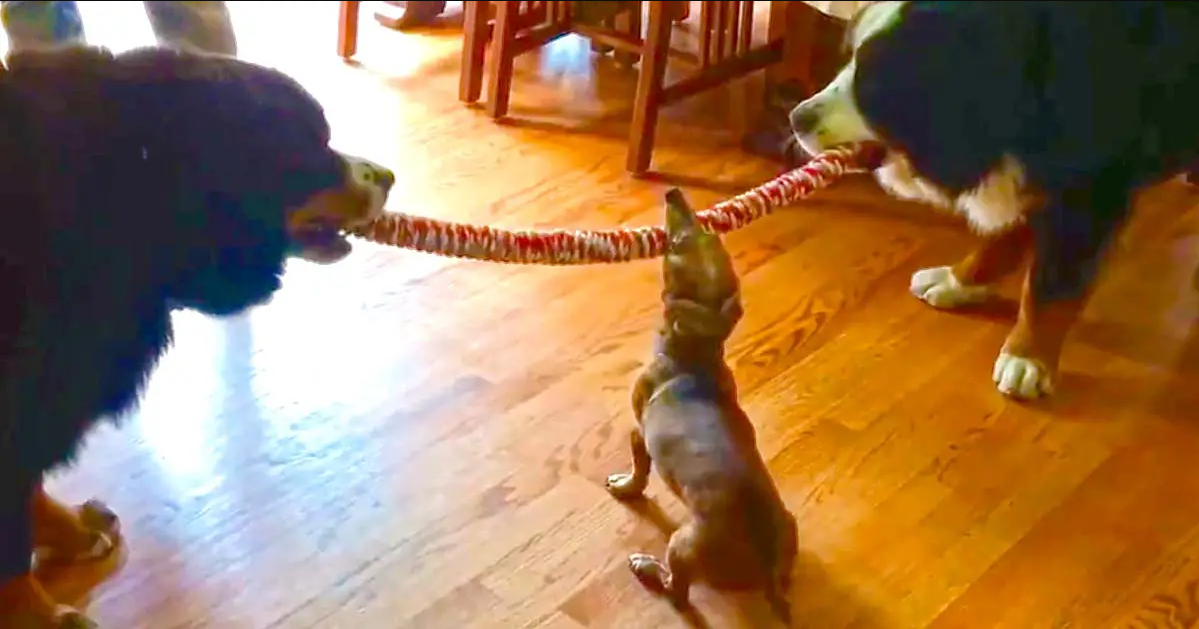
789,106,821,134
374,166,395,192
335,150,396,193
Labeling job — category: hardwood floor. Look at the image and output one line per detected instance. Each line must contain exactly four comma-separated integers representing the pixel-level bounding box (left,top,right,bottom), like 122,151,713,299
24,2,1199,628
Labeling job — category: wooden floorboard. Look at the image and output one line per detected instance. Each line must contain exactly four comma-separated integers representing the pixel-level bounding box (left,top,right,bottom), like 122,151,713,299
25,2,1199,627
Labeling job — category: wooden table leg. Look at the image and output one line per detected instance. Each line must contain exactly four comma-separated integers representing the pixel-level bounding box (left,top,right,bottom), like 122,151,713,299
627,1,674,175
337,1,361,59
485,1,520,119
459,1,490,103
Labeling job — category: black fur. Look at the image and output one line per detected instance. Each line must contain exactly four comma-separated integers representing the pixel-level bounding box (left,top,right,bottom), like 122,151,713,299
0,46,350,574
851,1,1199,302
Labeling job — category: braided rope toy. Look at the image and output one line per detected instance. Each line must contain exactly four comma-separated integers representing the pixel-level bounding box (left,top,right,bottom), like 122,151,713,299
347,143,884,265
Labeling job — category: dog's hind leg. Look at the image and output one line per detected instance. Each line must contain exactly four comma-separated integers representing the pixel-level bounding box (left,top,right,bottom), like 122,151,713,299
629,520,704,609
911,223,1032,309
994,186,1131,399
606,428,652,500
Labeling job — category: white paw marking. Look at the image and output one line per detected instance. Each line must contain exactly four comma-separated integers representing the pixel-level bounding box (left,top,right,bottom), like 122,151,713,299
993,352,1054,399
337,151,391,217
910,266,993,309
605,473,642,500
628,553,666,583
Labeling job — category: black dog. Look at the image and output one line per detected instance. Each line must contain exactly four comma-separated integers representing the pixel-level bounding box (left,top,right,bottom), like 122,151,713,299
790,1,1199,400
0,45,393,627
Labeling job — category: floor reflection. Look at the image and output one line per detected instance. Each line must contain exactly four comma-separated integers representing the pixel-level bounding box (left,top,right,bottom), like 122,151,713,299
126,259,407,503
134,311,227,498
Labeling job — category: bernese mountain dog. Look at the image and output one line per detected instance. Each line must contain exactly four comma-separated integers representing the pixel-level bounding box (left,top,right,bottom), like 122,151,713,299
0,45,394,627
789,1,1199,400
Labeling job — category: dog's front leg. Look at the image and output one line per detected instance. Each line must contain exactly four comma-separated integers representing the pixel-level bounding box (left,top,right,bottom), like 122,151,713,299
606,428,652,500
993,188,1130,399
606,371,658,499
31,483,119,569
911,222,1031,309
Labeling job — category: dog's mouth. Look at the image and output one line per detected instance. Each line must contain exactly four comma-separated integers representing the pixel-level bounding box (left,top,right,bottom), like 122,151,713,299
288,152,394,265
291,218,357,264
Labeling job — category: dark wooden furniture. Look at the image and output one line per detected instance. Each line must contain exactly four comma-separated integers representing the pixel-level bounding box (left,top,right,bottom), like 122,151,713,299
462,1,784,175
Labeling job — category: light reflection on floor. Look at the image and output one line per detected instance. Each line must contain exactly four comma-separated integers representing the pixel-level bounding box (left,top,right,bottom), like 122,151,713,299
133,311,227,497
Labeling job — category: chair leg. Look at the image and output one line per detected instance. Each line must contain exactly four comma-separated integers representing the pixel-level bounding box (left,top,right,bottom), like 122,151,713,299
485,1,519,119
459,0,490,103
627,2,673,175
337,1,361,59
1188,169,1199,185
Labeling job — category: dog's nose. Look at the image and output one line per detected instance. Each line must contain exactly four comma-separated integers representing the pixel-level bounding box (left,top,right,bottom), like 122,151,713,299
789,106,822,134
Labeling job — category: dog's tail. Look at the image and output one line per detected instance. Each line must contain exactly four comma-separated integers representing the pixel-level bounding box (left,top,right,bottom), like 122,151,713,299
744,492,797,625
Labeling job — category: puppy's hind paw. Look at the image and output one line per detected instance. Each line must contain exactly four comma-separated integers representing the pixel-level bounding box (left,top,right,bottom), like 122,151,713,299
628,553,670,594
993,352,1054,400
605,473,646,500
910,266,993,310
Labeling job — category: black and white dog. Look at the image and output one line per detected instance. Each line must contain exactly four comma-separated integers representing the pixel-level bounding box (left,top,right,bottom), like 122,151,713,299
790,1,1199,400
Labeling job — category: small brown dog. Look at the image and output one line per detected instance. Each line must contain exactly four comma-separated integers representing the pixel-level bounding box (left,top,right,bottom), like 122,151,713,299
606,189,798,623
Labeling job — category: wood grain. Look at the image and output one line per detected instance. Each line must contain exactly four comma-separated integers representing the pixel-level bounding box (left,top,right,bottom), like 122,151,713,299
19,2,1199,628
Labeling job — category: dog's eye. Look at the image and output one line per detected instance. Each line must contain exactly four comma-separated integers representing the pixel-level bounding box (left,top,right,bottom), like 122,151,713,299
347,161,378,187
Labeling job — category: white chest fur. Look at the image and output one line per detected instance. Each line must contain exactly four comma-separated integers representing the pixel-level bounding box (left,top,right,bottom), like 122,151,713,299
875,152,1032,234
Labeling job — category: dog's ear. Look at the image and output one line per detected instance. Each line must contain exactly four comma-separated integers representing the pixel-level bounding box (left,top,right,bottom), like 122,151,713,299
3,46,121,121
95,49,347,315
851,3,1040,194
111,48,341,202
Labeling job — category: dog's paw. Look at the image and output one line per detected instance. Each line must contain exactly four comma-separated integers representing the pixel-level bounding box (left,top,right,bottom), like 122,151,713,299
35,499,121,570
993,352,1054,399
605,473,645,500
628,553,669,593
910,266,993,310
55,606,98,629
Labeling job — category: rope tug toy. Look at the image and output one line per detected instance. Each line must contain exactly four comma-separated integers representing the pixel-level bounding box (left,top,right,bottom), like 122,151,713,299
348,143,884,265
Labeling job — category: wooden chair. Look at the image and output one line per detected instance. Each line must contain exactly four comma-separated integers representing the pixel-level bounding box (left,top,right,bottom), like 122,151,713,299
626,1,764,174
338,0,450,58
459,2,579,115
338,0,362,59
374,1,448,31
459,2,647,117
461,1,783,175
